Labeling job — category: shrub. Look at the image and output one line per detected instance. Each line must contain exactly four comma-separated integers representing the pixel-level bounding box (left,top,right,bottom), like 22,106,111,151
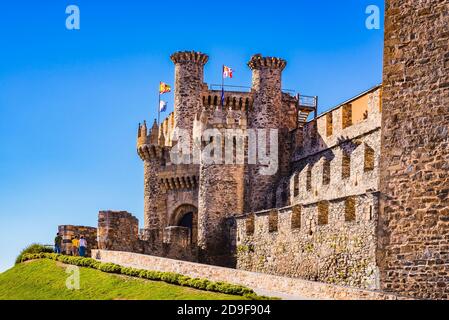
18,253,267,299
121,267,140,277
15,243,54,264
98,263,122,274
160,272,182,284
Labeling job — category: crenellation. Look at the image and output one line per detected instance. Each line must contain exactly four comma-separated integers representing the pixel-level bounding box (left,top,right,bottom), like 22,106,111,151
236,192,380,289
202,90,254,111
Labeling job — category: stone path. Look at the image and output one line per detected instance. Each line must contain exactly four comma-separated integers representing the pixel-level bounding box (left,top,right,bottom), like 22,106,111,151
254,288,315,300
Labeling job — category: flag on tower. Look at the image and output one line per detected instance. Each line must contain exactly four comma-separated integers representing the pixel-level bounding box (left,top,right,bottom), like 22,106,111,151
159,82,171,94
159,100,168,112
223,66,233,78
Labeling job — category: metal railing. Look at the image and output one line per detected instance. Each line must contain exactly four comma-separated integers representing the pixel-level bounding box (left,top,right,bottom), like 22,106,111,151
209,84,296,94
209,84,251,92
297,94,318,109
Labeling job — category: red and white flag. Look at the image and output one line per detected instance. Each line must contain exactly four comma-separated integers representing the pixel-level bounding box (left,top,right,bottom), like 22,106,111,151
223,66,233,79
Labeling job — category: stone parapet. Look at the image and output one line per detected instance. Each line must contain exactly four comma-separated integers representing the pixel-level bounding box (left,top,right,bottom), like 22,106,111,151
92,250,411,300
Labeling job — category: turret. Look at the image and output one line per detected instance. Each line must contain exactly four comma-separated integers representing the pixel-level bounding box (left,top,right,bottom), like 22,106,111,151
137,119,165,229
248,54,286,128
170,51,209,135
246,54,286,212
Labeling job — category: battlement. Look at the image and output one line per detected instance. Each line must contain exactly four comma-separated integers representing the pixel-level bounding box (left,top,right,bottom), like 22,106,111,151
159,112,175,146
137,144,164,161
137,120,166,161
170,51,209,65
236,191,378,233
195,107,248,130
236,191,379,289
158,164,199,191
248,54,287,70
202,90,254,111
295,85,382,160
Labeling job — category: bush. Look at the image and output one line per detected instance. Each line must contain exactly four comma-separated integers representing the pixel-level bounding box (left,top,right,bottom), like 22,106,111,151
15,243,54,264
98,263,122,274
18,252,268,299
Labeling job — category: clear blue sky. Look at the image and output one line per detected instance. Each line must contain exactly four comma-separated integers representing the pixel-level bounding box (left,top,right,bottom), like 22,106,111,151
0,0,385,272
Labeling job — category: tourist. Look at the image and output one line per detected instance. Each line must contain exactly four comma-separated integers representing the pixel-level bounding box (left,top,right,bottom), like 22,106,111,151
79,236,87,257
54,233,62,254
71,236,79,256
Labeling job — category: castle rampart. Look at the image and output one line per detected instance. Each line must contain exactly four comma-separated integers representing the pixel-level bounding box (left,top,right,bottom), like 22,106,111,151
236,191,380,289
290,86,382,206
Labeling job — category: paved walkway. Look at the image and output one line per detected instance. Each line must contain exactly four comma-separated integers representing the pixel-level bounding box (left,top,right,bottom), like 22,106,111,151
254,288,315,300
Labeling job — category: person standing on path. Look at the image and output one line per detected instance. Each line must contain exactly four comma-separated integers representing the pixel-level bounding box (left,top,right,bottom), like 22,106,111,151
71,236,79,256
79,236,87,257
54,233,62,254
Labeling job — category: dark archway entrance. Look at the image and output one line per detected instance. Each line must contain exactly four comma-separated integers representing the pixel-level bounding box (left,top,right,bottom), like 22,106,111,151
172,204,198,245
178,212,193,230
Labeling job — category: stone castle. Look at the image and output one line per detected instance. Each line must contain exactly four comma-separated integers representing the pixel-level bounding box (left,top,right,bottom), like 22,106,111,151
57,0,448,300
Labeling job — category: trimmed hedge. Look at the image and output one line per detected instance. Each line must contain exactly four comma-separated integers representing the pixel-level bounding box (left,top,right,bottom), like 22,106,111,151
15,243,54,265
20,253,269,299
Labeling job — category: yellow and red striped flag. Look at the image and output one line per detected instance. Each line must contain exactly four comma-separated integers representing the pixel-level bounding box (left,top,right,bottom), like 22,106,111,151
159,82,171,94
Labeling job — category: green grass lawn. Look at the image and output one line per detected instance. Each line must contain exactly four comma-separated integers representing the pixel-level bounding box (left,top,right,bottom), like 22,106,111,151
0,259,248,300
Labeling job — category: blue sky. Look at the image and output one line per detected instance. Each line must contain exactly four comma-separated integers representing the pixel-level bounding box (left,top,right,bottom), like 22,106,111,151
0,0,384,272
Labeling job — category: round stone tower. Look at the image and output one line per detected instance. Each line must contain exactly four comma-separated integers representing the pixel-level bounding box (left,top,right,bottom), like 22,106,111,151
170,51,209,134
247,54,287,212
137,120,165,229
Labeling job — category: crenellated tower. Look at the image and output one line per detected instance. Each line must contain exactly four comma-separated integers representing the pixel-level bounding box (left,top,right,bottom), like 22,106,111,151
247,54,287,212
137,120,166,230
170,51,209,135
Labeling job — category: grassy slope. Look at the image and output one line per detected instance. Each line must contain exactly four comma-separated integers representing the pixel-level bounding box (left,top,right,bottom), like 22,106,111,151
0,259,247,300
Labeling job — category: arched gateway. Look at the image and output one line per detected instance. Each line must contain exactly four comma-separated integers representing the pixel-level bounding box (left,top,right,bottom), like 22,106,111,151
171,204,198,245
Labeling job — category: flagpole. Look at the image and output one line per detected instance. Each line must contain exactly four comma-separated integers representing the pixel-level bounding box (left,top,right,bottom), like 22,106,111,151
158,82,161,126
221,65,224,110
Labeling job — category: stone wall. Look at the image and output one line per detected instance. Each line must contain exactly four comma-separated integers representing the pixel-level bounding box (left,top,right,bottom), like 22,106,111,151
378,0,449,299
98,211,140,252
290,106,381,206
97,210,196,261
58,225,98,256
236,192,380,290
92,249,409,300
